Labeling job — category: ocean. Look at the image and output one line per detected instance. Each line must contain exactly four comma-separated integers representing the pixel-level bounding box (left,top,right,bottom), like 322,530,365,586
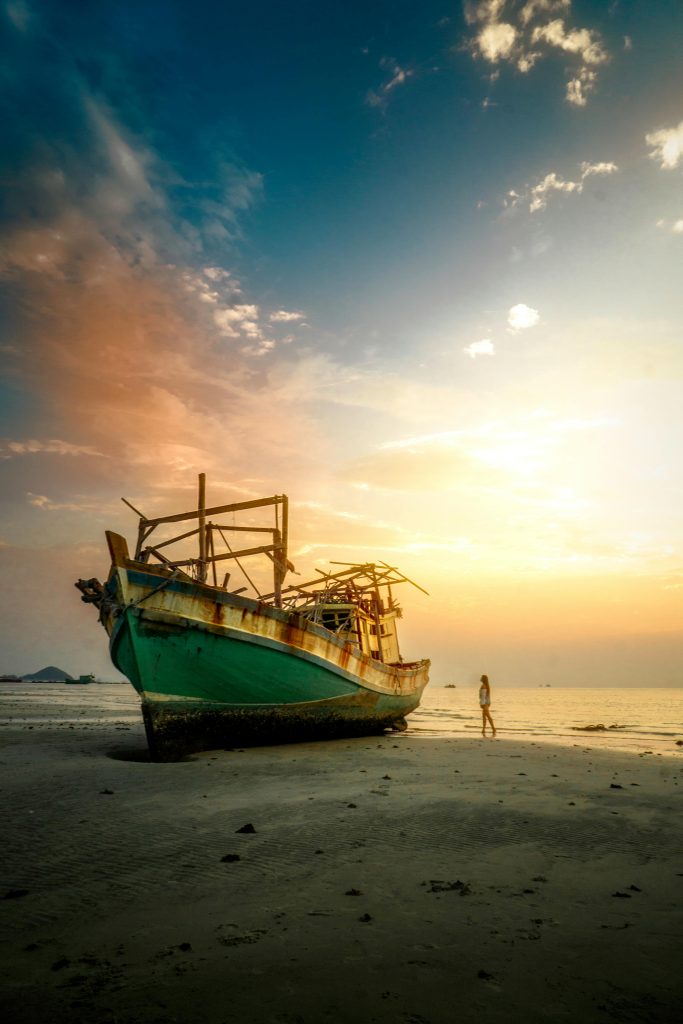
413,685,683,756
1,682,682,757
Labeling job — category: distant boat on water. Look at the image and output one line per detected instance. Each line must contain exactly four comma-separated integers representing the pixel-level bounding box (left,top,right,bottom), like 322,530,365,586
76,475,431,761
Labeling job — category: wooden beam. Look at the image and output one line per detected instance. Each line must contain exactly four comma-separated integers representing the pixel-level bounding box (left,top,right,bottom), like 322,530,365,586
159,544,276,568
142,547,193,580
141,495,286,528
209,525,275,534
121,497,146,518
208,524,218,588
149,526,201,551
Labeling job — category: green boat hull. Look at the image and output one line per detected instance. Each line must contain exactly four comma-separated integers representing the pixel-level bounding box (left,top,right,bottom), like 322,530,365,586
110,604,424,760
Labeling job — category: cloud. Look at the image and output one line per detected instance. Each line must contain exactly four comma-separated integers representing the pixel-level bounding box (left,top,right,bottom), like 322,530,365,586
384,65,411,93
463,1,507,26
565,68,597,107
580,161,618,179
270,310,305,322
475,21,517,61
464,339,495,358
0,57,340,507
506,159,618,213
5,0,32,31
519,0,570,25
1,439,106,458
25,493,104,512
180,271,276,349
366,58,414,110
530,19,607,65
463,0,610,106
656,218,683,234
527,172,581,212
339,443,481,493
337,410,617,496
213,303,260,338
646,120,683,170
508,303,539,331
203,267,232,283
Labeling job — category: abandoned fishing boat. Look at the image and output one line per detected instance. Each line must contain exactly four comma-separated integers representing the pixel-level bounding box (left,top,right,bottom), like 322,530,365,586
75,475,430,760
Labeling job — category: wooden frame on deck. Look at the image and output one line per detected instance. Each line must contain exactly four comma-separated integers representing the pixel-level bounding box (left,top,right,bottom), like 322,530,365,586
123,475,290,606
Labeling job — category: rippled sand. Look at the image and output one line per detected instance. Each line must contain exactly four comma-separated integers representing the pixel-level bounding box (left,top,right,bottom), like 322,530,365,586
1,684,682,1023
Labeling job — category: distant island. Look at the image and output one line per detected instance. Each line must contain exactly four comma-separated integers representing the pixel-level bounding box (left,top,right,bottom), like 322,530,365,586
444,684,456,689
21,666,74,682
1,667,127,684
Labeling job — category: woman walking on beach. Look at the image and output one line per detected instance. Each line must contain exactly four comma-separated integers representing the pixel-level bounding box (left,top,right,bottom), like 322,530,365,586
479,674,496,737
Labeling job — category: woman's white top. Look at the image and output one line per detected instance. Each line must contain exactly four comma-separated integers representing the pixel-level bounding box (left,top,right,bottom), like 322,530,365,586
479,686,490,706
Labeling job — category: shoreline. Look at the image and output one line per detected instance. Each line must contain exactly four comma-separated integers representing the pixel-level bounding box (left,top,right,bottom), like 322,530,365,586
2,682,682,759
1,694,682,1023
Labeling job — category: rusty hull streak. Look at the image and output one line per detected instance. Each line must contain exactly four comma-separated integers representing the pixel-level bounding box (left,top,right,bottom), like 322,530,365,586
124,572,416,698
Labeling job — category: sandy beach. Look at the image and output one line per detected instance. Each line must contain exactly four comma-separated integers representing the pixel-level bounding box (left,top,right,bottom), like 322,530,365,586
1,687,682,1024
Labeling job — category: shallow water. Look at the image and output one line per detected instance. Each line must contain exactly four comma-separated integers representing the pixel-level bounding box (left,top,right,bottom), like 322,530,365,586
412,685,683,756
0,682,140,727
1,682,682,757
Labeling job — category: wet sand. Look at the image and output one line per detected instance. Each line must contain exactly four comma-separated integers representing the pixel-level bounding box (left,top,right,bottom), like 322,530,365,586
1,689,682,1023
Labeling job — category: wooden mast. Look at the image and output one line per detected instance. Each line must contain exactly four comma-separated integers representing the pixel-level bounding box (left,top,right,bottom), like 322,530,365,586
198,473,207,583
272,494,288,607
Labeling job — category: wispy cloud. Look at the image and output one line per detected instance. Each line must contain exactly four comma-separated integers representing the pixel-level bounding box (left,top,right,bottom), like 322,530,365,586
0,69,335,501
366,57,414,110
1,439,106,458
519,1,571,25
656,218,683,234
4,0,32,31
463,0,610,106
25,492,107,512
505,160,618,213
338,411,616,494
464,338,495,358
270,310,306,323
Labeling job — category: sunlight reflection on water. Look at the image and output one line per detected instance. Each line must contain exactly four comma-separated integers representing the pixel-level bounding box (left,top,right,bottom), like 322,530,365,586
409,686,683,756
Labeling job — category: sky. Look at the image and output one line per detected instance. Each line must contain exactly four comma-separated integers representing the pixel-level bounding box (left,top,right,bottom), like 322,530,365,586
1,0,682,686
